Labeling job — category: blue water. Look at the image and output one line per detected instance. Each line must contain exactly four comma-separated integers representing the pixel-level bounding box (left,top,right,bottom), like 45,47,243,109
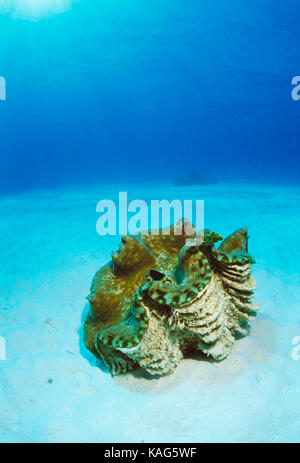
1,1,300,443
0,0,299,195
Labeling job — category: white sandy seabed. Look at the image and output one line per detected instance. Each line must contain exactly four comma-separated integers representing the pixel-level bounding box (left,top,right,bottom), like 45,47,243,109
0,182,300,443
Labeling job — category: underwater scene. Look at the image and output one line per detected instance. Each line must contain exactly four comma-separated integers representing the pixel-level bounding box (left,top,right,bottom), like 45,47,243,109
0,0,300,444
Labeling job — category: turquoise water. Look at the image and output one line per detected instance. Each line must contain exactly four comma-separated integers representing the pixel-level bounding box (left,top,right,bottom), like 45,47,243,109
0,1,300,443
0,0,300,193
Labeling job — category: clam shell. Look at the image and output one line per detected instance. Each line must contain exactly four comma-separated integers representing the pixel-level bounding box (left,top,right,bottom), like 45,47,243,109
84,222,258,376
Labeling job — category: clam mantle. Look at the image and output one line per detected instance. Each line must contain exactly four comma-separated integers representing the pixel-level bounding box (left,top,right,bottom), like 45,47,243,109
84,221,258,376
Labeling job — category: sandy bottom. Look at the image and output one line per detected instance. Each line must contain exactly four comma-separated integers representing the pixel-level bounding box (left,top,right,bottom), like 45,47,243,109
0,182,300,443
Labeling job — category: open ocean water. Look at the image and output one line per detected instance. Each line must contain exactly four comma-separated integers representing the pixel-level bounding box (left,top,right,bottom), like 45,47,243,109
0,0,300,444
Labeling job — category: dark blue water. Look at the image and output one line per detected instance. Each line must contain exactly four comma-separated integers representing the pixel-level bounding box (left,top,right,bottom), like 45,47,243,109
0,0,299,194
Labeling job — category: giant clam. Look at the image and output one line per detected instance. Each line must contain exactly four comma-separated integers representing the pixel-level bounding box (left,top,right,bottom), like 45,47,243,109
84,221,258,376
